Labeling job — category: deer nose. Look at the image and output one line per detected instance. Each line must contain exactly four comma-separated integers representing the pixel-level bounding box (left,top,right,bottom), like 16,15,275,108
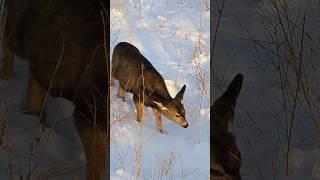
183,123,188,128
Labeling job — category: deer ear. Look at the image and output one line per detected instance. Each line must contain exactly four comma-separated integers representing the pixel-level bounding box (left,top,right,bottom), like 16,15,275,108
153,101,168,111
175,85,186,101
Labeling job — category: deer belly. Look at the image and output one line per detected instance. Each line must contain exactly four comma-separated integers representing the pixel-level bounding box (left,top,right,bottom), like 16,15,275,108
29,63,81,99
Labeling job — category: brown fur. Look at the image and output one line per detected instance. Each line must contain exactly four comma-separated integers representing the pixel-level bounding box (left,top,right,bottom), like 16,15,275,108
211,74,244,180
111,42,188,133
1,0,109,179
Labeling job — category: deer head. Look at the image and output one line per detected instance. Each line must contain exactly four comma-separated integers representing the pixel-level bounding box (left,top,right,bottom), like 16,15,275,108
153,85,188,128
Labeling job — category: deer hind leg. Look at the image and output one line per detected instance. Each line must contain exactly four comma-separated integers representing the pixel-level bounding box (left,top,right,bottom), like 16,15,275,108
110,67,116,87
0,38,15,80
74,112,108,180
133,95,144,122
152,108,163,133
23,74,48,127
110,77,115,86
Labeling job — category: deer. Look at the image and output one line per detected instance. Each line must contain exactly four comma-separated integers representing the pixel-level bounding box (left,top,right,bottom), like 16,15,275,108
211,74,244,180
0,0,109,179
111,42,188,133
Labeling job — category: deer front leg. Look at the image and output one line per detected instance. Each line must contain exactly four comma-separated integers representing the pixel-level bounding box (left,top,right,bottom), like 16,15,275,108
0,38,15,80
133,95,144,122
24,76,46,115
23,75,47,128
117,85,124,98
152,108,163,133
74,112,108,180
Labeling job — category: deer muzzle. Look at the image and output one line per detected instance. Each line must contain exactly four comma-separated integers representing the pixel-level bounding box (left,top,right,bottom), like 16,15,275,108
182,122,188,128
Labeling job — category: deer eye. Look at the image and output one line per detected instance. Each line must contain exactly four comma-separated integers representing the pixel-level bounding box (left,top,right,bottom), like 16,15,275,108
175,114,181,117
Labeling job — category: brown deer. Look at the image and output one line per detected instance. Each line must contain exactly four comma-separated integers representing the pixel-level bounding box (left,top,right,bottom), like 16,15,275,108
211,74,243,180
111,42,188,133
0,0,109,179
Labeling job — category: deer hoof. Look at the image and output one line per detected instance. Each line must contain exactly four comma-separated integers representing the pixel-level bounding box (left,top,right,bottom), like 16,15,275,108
116,94,124,99
159,129,167,134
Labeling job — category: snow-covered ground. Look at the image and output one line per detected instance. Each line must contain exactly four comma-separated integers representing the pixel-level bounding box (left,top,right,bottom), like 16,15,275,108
0,1,209,179
110,0,210,179
213,0,320,179
0,61,85,179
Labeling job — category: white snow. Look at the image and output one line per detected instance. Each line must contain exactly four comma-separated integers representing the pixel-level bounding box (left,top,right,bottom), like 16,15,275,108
214,0,320,179
110,0,210,179
0,0,209,179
